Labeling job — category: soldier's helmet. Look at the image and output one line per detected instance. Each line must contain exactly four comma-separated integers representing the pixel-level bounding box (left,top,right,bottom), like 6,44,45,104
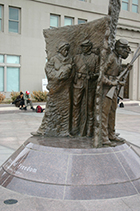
115,39,131,59
115,39,129,48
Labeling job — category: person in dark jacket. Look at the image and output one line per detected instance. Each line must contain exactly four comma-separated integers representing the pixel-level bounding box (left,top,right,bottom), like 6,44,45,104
12,91,25,109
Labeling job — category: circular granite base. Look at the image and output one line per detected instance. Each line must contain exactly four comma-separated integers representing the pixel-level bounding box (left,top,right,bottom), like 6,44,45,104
0,136,140,200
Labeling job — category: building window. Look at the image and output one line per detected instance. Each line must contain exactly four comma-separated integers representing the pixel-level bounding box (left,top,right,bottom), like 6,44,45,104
132,0,138,13
0,54,4,63
79,0,86,1
7,67,20,92
0,67,4,91
7,55,20,64
0,55,20,92
0,5,3,32
78,19,87,24
64,17,73,26
0,55,4,91
122,0,129,11
9,7,20,33
50,14,59,28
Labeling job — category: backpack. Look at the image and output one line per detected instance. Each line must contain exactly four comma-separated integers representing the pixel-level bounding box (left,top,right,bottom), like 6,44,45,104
119,102,124,108
36,105,43,113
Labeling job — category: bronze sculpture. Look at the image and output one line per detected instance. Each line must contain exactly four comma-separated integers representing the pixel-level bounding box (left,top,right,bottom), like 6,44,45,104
32,42,73,136
2,0,140,205
102,39,131,146
31,0,140,148
71,40,99,137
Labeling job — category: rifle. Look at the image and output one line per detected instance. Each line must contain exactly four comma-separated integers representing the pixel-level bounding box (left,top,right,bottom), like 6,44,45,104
118,67,129,99
106,44,140,99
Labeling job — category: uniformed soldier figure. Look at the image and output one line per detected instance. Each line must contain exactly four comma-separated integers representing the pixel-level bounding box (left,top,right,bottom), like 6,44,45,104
102,39,131,146
46,42,73,89
71,40,99,137
31,42,73,136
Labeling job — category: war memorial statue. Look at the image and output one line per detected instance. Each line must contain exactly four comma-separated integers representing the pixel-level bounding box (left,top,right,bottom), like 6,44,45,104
1,0,140,203
31,0,140,148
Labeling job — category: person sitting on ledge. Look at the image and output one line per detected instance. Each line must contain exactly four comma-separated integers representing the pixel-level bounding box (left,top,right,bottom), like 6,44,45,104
12,91,25,110
23,91,35,111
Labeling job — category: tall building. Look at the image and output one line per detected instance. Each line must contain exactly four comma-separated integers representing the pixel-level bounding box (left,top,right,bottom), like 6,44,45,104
0,0,140,100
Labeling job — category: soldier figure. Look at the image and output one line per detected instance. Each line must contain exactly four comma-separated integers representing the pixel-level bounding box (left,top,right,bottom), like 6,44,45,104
102,39,131,146
32,42,73,136
71,40,99,137
46,42,73,86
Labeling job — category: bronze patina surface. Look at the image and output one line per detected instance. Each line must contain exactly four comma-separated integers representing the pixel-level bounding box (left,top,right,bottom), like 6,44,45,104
30,0,140,148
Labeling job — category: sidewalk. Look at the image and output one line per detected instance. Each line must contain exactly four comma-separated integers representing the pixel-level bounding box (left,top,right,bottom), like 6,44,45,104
0,100,140,210
0,103,45,165
0,102,46,113
0,100,140,165
121,99,140,106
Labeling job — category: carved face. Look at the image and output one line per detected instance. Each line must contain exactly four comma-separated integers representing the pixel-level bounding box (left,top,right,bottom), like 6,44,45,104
116,45,130,59
60,47,69,57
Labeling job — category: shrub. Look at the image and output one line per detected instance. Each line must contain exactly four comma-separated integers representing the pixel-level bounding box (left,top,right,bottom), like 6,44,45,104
0,92,5,103
10,91,20,102
31,91,47,102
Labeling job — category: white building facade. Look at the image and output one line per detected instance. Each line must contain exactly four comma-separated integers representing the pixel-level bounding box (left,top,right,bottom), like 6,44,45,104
0,0,140,100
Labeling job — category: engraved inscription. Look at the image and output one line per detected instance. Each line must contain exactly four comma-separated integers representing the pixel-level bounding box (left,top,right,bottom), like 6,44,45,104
18,164,37,173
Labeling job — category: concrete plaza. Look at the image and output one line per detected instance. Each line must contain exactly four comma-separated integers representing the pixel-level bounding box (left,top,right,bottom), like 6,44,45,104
0,101,140,210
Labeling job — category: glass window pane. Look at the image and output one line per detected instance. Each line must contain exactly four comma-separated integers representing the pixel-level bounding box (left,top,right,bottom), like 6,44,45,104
9,7,19,20
50,15,59,28
132,0,138,4
0,67,4,92
9,21,19,33
132,5,138,12
7,55,20,64
122,2,128,10
0,55,4,63
123,0,128,2
0,6,2,31
78,19,86,24
0,20,1,31
7,67,19,92
0,6,2,18
64,17,73,26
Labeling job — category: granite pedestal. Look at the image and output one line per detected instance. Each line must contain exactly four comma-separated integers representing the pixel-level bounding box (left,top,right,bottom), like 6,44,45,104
0,136,140,200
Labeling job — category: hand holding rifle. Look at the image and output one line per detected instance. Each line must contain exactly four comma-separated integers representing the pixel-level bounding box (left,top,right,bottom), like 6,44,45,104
106,44,140,100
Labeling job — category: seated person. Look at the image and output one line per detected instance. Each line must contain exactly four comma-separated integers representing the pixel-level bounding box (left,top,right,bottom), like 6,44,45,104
12,91,25,109
24,91,35,110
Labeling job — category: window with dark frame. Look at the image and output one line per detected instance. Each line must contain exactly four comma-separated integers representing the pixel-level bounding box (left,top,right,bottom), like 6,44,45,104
64,17,73,26
50,14,60,28
9,7,20,33
122,0,129,11
132,0,138,13
0,55,20,92
78,19,87,24
0,5,3,32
